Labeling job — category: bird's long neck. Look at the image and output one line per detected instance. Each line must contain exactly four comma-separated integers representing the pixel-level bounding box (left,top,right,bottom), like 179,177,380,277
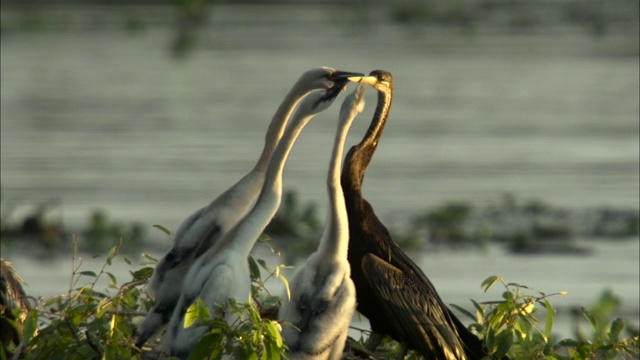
317,111,357,262
342,87,393,194
226,107,316,256
254,82,311,173
206,82,311,226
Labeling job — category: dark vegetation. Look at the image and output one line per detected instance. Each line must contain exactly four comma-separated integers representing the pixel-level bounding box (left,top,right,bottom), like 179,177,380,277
2,193,637,358
1,0,638,58
1,191,638,259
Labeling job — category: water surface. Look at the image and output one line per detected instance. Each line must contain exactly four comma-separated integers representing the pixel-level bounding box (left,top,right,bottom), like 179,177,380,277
1,4,638,338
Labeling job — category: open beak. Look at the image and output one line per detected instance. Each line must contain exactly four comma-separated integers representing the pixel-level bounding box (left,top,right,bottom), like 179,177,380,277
328,70,365,82
318,70,365,104
346,75,378,86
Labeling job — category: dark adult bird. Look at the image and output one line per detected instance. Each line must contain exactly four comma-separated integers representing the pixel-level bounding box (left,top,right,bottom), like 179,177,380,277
342,70,491,359
136,67,362,348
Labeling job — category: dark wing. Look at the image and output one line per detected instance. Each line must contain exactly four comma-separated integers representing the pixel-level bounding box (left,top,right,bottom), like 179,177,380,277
385,241,489,359
361,253,466,360
357,199,488,359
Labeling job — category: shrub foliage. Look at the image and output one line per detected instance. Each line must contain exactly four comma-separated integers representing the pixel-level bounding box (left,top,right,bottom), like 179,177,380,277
2,238,638,360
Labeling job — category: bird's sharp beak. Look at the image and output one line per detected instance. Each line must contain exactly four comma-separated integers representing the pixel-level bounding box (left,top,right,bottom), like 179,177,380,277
347,75,378,85
328,70,364,82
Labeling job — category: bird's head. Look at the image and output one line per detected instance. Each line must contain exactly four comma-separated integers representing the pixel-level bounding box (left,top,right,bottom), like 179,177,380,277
311,69,365,109
346,69,393,92
298,67,363,92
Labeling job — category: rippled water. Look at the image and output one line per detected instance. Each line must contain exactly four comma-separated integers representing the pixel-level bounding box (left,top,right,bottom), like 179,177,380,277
1,4,638,337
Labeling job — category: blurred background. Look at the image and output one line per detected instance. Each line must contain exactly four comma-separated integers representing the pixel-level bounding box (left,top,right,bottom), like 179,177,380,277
1,0,638,338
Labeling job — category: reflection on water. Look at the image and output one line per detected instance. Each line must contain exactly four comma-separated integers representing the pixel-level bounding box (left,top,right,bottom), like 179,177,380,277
1,3,639,337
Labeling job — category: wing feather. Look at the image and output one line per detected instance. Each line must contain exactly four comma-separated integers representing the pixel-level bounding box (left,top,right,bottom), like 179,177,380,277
361,254,467,360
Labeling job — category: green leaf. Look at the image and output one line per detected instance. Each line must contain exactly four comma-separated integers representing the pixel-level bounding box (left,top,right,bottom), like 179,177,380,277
257,233,271,242
197,300,211,323
609,318,624,342
489,311,504,330
481,275,501,293
248,255,261,281
543,299,554,340
109,313,117,337
506,282,529,289
190,331,222,360
131,267,154,281
184,299,209,329
142,252,158,263
79,271,97,278
96,297,111,318
493,330,513,358
44,295,63,308
106,272,117,288
277,272,291,302
257,258,269,270
450,303,476,322
23,309,39,341
485,326,495,352
107,245,118,263
582,308,597,330
470,299,485,322
516,314,532,338
153,224,172,235
264,321,283,348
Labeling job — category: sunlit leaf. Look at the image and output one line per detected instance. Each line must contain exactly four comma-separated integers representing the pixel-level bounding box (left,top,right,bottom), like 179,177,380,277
481,275,501,293
470,299,485,323
96,297,111,318
142,252,158,263
277,272,291,301
23,309,39,341
109,314,117,336
543,299,554,340
184,299,209,329
264,321,283,348
520,301,535,315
